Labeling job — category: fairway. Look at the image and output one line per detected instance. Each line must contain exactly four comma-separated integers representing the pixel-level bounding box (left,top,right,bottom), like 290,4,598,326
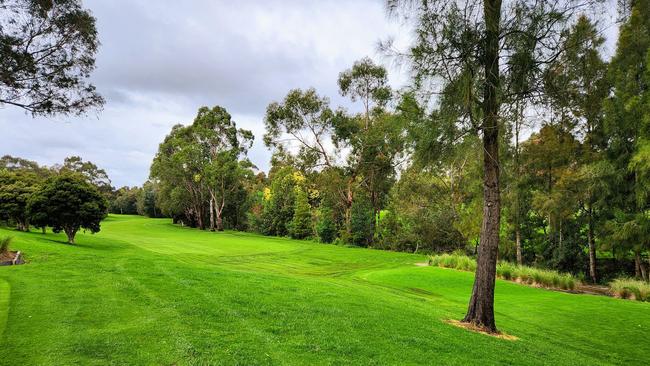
0,215,648,365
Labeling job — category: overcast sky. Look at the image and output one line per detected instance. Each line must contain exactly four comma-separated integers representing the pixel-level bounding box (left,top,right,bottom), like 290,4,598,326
0,0,620,188
0,0,410,187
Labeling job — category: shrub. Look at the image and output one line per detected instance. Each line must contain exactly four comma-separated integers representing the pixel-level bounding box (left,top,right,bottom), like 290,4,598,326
429,253,579,291
610,278,650,301
0,236,11,254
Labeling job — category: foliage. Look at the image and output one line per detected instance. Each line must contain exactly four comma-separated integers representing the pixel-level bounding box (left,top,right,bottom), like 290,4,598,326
0,0,104,116
27,173,107,244
289,186,312,239
316,204,337,243
349,192,373,246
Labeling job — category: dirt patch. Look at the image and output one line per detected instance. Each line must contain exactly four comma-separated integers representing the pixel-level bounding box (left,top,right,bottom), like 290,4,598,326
414,262,429,267
0,251,24,266
444,319,518,341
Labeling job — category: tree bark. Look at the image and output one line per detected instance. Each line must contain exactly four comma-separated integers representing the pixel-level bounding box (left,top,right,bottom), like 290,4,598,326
64,227,76,244
462,0,502,334
515,228,522,266
209,194,216,231
587,207,597,283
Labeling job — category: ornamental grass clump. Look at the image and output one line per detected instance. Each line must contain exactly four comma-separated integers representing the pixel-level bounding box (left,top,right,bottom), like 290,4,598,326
429,254,578,291
610,278,650,301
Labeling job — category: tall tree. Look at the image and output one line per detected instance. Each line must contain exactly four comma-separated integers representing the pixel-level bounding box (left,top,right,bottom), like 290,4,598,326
387,0,599,332
0,0,103,115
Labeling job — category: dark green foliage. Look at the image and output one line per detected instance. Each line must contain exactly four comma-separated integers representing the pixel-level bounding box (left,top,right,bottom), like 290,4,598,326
27,174,107,244
289,187,312,239
316,204,337,243
350,192,373,246
0,170,41,231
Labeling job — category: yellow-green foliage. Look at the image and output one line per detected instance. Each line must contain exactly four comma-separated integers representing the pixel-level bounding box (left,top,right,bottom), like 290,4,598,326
0,236,11,254
610,278,650,302
429,254,577,291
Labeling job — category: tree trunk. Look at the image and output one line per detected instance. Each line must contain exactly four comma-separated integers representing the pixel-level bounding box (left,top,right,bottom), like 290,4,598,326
635,251,641,279
42,227,46,234
64,227,76,244
462,0,502,334
216,197,225,231
209,194,216,231
515,227,522,266
587,207,597,283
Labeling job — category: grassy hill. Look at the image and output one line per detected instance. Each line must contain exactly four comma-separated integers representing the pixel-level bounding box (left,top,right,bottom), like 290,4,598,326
0,215,648,365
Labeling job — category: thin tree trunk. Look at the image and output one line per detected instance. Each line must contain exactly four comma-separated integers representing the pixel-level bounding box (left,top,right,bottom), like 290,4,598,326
635,251,642,279
515,228,522,266
587,207,597,283
209,193,215,231
462,0,502,334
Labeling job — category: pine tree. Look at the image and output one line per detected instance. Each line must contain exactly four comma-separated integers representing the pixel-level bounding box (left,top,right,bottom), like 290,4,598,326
289,187,313,239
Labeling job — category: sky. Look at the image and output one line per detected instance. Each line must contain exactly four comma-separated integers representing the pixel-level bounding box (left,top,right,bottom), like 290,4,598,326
0,0,620,188
0,0,410,187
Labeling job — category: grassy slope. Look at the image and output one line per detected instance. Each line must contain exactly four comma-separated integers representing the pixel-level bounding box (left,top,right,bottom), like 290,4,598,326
0,215,647,365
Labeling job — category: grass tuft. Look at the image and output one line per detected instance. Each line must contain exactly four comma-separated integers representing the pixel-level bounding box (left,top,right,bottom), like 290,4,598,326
610,278,650,301
429,254,578,291
0,236,11,254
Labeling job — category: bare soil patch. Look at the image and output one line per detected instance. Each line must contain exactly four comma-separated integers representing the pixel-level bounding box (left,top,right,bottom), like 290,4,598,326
445,319,519,341
0,251,24,266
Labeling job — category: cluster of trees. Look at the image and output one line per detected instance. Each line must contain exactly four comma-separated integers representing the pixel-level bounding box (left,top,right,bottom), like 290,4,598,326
0,155,108,243
129,0,648,333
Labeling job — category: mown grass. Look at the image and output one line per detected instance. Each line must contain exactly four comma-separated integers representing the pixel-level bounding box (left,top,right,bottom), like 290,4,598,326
0,215,648,365
429,253,577,290
610,278,650,301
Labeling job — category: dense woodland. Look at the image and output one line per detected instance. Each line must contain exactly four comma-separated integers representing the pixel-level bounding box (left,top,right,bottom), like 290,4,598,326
2,0,650,334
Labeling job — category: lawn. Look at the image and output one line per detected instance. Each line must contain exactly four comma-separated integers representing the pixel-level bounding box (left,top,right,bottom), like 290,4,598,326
0,215,648,365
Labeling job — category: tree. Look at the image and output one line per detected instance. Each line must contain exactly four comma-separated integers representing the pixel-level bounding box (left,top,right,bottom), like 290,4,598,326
602,0,650,280
387,0,599,332
350,192,374,246
0,0,104,116
316,202,337,243
289,186,312,239
193,106,254,231
0,170,40,230
60,156,113,196
27,173,107,244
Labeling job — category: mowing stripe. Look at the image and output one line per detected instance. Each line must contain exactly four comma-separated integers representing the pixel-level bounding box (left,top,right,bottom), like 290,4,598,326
0,279,9,338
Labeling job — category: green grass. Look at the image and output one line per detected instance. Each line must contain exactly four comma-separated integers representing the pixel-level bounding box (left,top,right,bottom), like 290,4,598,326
0,215,648,365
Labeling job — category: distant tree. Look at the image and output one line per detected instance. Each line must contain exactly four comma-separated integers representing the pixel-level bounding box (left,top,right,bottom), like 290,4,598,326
27,174,107,244
0,0,104,116
0,170,41,230
136,181,161,217
350,192,373,246
316,203,337,243
289,186,312,239
60,156,113,195
109,186,139,215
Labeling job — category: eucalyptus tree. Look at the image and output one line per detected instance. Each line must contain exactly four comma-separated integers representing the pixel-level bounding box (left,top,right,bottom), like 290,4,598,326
0,0,103,116
387,0,602,332
193,106,253,231
151,124,208,229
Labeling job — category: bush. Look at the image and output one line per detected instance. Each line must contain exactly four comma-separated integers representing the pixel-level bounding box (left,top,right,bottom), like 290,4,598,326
316,206,337,243
0,236,11,254
610,278,650,301
429,253,578,291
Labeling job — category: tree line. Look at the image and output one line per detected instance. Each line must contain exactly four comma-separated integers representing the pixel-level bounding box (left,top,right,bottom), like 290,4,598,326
126,0,649,299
